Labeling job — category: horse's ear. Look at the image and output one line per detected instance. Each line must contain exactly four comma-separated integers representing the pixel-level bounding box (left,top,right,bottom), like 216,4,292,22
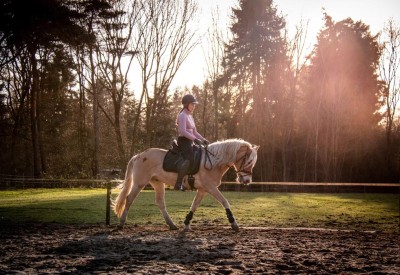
253,145,260,151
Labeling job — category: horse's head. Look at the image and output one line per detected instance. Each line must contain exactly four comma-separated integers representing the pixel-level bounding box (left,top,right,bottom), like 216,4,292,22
234,144,259,185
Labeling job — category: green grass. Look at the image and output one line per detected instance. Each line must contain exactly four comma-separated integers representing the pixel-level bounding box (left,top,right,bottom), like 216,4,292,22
0,188,399,232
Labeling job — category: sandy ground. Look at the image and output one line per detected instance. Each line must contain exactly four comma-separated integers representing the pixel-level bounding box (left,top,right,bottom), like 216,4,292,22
0,222,399,274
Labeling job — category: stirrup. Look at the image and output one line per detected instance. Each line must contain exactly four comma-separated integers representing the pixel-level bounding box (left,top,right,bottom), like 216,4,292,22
174,182,182,190
174,181,186,191
174,160,189,191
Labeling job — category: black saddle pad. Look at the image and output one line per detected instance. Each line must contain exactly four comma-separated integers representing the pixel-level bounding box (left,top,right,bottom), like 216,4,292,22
162,142,202,174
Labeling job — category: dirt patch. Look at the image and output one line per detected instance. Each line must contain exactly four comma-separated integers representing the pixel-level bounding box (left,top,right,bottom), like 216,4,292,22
0,223,399,274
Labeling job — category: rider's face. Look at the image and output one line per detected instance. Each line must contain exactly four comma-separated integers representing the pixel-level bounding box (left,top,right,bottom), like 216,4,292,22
188,103,196,112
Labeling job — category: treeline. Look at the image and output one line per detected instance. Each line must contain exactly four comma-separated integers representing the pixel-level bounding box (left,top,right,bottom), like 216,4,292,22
0,0,399,182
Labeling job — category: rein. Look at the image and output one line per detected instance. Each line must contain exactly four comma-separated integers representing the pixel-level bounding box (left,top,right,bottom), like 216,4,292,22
202,144,215,170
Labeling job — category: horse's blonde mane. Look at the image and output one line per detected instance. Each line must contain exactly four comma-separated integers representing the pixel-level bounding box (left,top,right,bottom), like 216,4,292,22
207,139,252,167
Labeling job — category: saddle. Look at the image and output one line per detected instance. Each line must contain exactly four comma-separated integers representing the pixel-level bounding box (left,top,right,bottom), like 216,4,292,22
162,140,202,175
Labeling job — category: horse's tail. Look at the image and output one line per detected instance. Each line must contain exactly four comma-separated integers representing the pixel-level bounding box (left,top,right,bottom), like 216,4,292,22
113,156,135,218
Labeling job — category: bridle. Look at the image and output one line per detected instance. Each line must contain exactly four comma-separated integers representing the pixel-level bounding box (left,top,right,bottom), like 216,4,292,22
202,143,255,183
233,147,254,183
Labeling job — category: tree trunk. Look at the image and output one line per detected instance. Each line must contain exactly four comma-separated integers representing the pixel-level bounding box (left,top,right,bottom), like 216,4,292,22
213,84,219,140
113,100,126,169
29,47,42,178
76,47,88,164
130,87,146,157
9,77,29,175
89,46,99,178
38,85,47,175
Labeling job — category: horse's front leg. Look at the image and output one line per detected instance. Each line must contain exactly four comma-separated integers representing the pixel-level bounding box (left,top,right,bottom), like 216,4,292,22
151,182,178,230
184,189,206,231
206,187,239,231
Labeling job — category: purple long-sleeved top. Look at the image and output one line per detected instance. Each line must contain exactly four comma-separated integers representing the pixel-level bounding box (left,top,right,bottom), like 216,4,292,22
177,109,204,141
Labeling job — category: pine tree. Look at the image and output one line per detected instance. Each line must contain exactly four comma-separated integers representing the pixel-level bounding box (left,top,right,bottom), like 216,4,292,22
223,0,287,180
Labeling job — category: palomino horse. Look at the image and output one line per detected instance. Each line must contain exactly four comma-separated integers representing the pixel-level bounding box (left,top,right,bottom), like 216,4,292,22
113,139,259,231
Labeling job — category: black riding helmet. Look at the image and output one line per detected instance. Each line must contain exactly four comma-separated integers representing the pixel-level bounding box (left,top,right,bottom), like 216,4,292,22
182,94,199,105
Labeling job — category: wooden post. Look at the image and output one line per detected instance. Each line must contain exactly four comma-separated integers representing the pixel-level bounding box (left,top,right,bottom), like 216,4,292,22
106,181,111,225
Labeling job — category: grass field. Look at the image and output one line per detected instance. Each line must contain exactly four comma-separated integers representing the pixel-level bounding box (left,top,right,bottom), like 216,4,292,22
0,188,399,232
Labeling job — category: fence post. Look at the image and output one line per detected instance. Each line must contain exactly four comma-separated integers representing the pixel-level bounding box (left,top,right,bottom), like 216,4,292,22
106,181,111,225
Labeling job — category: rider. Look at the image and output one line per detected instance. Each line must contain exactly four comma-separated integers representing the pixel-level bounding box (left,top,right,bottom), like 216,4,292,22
174,94,209,191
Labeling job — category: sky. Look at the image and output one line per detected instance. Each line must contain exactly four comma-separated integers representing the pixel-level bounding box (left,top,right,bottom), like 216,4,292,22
169,0,400,91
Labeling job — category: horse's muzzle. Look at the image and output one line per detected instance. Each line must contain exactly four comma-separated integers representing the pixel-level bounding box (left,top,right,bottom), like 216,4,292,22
239,175,252,185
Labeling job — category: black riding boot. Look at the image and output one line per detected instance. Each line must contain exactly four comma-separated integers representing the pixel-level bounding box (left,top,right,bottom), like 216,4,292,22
174,160,190,191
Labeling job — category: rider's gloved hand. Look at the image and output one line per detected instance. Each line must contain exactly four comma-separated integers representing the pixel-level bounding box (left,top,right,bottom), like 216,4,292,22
194,139,203,146
203,139,210,145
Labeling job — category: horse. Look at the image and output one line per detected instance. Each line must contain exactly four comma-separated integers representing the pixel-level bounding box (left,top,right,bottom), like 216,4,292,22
113,139,259,231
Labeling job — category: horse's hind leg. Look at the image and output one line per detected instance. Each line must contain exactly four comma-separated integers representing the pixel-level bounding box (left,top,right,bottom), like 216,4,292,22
119,184,145,229
150,181,178,230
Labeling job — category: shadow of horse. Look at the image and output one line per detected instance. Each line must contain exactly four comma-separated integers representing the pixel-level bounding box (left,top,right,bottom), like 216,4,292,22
47,227,237,273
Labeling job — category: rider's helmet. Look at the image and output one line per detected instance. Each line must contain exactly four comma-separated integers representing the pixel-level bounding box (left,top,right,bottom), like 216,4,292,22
182,94,199,106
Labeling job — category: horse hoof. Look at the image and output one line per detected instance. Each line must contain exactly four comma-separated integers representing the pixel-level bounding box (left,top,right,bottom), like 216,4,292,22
169,225,179,230
112,225,124,232
231,223,239,232
183,225,191,231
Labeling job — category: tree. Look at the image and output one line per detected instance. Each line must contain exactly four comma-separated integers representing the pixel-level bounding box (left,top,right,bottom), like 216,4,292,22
38,48,77,176
95,0,142,169
203,7,228,140
0,49,31,175
302,14,383,182
379,18,400,179
223,0,287,181
0,0,94,177
280,19,310,181
134,0,198,148
72,0,114,177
